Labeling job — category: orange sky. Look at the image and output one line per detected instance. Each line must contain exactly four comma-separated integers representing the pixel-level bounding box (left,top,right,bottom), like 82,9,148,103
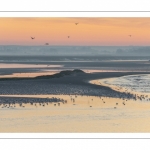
0,17,150,46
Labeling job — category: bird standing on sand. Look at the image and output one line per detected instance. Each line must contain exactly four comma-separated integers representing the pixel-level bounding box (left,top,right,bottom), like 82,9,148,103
31,37,35,39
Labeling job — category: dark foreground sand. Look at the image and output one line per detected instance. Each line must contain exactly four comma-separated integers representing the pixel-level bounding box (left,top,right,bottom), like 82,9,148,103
0,71,150,101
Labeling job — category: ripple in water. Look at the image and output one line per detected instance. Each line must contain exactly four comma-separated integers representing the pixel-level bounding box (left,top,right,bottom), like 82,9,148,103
103,74,150,93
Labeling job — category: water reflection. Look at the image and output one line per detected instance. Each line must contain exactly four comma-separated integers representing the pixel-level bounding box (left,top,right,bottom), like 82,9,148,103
93,74,150,94
1,94,150,132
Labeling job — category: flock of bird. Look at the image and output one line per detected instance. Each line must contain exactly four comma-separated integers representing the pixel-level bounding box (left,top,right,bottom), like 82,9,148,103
30,22,132,45
30,22,79,45
0,97,67,109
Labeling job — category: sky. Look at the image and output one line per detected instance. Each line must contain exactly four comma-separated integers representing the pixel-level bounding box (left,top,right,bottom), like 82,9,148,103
0,17,150,46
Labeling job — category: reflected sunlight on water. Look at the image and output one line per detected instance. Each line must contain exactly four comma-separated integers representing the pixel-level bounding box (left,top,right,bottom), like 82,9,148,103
96,74,150,94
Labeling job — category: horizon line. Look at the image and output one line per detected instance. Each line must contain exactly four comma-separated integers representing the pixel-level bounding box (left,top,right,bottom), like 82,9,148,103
0,45,150,47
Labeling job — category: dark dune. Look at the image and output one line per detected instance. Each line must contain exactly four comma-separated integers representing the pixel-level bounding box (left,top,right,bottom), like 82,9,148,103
35,69,85,79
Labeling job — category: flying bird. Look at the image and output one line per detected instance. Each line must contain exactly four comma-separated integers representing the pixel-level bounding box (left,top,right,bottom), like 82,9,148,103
31,37,35,39
68,36,70,38
129,35,132,37
45,43,49,45
75,23,78,25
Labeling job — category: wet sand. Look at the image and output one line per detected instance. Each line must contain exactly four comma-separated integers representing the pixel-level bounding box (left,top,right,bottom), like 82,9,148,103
0,71,58,78
1,56,150,132
0,63,62,68
0,71,150,132
1,94,150,132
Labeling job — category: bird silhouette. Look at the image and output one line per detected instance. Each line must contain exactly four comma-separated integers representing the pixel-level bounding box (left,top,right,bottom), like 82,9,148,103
75,23,78,25
31,37,35,39
68,36,70,38
129,35,132,37
45,43,49,45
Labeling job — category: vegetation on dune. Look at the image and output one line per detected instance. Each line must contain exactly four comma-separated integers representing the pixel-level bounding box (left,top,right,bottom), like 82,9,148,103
35,69,85,79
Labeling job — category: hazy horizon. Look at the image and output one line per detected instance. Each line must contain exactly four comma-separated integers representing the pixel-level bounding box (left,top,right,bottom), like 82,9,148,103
1,45,150,56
